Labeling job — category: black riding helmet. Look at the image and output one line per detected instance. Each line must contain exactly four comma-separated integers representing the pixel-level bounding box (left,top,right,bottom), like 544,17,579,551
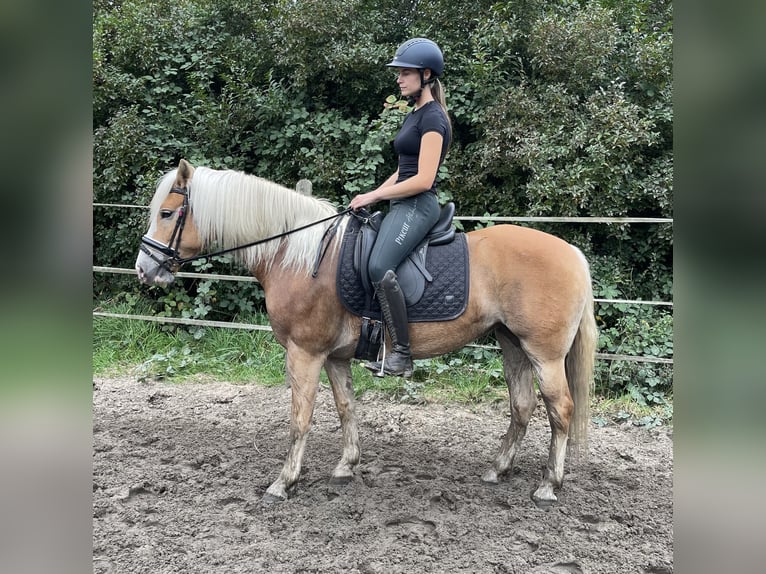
386,38,444,82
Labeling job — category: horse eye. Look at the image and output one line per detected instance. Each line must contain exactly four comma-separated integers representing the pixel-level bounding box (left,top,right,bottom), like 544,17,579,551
160,209,174,219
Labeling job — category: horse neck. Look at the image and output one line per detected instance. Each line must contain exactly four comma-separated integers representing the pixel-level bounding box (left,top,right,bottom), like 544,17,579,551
252,230,343,308
251,241,292,284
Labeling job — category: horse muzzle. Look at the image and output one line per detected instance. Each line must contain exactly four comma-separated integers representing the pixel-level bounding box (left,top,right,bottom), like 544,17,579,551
136,236,179,286
135,262,176,287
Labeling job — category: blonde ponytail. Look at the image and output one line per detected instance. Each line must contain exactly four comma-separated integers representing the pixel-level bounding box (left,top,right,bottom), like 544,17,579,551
430,78,452,144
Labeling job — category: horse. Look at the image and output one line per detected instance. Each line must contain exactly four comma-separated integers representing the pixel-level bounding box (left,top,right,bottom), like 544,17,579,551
135,159,597,505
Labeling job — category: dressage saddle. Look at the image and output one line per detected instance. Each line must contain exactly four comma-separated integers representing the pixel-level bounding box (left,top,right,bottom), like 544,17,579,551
352,202,457,306
328,203,469,361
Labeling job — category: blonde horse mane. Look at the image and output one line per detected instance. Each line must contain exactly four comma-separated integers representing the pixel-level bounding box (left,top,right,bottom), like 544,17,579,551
150,166,343,274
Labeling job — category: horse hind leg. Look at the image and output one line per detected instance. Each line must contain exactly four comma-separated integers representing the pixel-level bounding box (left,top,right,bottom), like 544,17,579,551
324,357,360,485
533,358,574,505
482,328,537,484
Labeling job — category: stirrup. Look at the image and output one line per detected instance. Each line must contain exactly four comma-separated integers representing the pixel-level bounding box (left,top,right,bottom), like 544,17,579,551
363,341,413,378
363,356,413,378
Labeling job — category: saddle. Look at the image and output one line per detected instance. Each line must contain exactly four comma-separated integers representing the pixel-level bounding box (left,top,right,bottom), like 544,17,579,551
354,202,457,304
332,203,470,360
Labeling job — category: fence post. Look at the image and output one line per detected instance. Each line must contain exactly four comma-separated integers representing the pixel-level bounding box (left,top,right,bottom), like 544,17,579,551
296,179,312,196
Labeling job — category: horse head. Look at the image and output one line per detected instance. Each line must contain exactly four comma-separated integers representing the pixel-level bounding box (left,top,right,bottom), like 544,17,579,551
135,159,202,286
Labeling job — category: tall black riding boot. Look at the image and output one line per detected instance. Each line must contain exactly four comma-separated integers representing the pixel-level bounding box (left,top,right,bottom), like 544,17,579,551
364,270,413,378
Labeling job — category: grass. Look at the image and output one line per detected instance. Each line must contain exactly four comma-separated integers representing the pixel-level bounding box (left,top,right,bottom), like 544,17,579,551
93,302,672,427
93,303,286,385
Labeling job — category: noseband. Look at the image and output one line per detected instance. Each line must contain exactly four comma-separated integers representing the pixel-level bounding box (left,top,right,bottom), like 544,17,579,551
139,186,189,271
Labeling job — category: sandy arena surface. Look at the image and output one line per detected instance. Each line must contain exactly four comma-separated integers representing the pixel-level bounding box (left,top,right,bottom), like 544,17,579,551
93,376,672,573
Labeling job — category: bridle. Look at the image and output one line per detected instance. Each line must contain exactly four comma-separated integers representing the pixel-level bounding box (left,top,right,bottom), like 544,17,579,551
139,186,190,272
139,185,351,273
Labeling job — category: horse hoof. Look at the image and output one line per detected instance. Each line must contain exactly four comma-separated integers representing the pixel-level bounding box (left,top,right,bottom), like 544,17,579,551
262,491,287,505
481,469,500,484
329,475,353,486
532,485,558,508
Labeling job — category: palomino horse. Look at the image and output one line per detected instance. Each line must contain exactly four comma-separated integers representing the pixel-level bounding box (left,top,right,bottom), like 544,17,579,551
135,159,597,505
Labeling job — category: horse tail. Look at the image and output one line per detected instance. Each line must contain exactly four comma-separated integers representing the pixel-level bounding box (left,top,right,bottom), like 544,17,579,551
566,249,598,461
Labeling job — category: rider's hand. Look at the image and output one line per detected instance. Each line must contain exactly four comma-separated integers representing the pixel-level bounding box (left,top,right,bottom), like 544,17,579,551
349,191,377,212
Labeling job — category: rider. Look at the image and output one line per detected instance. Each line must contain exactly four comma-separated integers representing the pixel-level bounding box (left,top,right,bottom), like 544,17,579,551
349,38,452,378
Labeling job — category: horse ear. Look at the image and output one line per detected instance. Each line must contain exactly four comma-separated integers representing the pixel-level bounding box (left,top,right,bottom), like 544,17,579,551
176,159,195,187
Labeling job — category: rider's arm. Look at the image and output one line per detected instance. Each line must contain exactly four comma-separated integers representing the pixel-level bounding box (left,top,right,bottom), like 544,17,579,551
349,131,443,210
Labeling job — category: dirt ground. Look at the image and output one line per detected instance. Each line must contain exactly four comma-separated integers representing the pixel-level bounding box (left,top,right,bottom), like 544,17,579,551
92,376,673,574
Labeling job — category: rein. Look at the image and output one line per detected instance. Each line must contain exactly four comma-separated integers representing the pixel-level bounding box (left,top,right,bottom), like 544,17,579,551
140,185,352,269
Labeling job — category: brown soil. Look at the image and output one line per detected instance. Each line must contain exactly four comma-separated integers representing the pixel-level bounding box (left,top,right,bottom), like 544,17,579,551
93,376,672,573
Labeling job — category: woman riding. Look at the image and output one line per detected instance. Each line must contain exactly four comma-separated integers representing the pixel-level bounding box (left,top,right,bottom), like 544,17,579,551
349,38,452,378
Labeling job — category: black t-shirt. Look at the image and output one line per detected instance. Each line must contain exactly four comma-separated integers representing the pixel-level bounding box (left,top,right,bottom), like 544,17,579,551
393,101,450,193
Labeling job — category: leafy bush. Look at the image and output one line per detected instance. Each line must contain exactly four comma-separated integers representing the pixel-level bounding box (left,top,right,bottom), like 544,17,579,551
593,263,673,402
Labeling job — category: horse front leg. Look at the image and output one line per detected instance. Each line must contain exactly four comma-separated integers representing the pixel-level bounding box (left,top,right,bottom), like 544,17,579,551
263,344,325,503
324,357,360,485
